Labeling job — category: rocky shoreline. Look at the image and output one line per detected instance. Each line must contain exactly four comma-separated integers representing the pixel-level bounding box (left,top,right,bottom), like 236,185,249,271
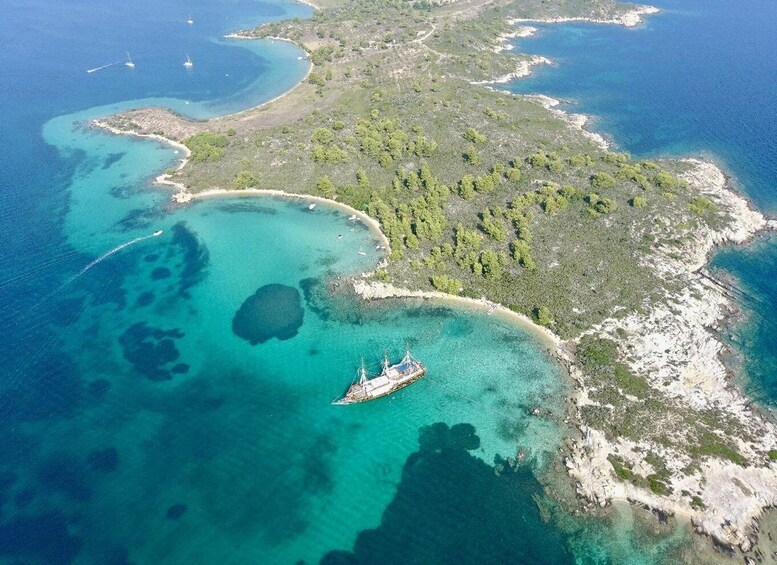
566,159,777,553
353,158,777,554
510,5,660,29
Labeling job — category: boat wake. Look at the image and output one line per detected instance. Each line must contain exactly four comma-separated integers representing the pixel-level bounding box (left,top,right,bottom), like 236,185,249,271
86,61,121,74
69,231,162,283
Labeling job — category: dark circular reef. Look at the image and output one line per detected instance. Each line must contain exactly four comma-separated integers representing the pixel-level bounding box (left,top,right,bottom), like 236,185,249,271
232,284,304,345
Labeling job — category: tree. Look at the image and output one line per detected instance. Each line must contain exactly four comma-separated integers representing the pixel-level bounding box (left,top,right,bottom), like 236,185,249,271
527,152,548,169
474,174,496,194
184,132,229,162
308,72,326,87
233,171,257,190
590,172,616,190
316,176,336,197
480,250,502,280
511,240,536,270
480,212,506,241
506,167,522,182
431,275,461,294
458,174,476,199
653,170,682,190
454,224,481,260
534,306,553,327
463,145,480,166
311,127,334,145
356,169,370,189
463,127,487,144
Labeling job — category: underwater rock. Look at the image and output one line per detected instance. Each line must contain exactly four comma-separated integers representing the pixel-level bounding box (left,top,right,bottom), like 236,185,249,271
87,448,118,473
151,267,171,280
136,291,154,307
166,504,187,520
88,379,111,396
119,322,184,381
232,284,304,345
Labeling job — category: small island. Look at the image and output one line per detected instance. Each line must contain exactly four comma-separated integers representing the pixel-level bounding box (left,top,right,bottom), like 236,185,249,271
96,0,777,557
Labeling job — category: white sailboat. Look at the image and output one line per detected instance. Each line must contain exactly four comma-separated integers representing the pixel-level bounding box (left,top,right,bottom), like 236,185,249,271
183,54,193,69
125,52,135,68
187,15,194,25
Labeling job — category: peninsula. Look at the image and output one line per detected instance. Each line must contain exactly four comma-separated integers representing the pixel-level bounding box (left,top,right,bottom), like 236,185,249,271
95,0,777,557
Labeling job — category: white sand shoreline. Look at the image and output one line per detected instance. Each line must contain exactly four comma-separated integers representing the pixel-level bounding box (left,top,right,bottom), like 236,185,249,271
352,280,563,351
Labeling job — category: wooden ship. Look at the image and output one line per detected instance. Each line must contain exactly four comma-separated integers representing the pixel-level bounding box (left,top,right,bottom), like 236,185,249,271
333,350,426,405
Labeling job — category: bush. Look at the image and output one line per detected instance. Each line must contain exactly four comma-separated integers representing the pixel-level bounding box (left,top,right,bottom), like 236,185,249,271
630,196,648,207
430,275,461,294
308,72,326,87
653,170,682,190
511,240,536,270
463,127,487,144
233,171,257,190
463,145,480,166
689,196,717,217
316,176,336,197
590,172,616,190
534,306,553,327
526,152,548,169
311,127,335,145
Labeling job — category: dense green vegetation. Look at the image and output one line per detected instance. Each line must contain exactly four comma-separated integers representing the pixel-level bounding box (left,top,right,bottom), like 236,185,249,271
183,132,229,162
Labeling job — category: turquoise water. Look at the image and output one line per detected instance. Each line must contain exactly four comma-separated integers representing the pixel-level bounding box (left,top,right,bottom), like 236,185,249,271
0,0,709,563
506,0,777,407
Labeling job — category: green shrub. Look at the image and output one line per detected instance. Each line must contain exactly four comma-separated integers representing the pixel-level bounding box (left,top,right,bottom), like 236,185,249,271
430,274,461,294
233,171,257,190
463,127,487,144
689,196,717,217
590,172,616,190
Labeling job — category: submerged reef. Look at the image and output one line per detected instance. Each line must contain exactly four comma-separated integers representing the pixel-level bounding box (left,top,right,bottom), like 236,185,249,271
232,284,304,345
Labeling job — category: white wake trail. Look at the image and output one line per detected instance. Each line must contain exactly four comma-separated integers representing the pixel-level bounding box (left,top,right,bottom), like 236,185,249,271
86,61,121,74
68,232,161,283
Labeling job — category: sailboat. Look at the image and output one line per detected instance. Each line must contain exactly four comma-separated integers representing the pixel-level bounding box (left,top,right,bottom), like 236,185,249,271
183,54,193,69
187,15,194,25
332,350,426,405
125,52,135,68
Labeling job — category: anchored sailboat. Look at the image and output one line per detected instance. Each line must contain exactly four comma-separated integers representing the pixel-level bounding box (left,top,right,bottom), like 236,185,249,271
183,54,193,69
333,350,426,405
125,52,135,68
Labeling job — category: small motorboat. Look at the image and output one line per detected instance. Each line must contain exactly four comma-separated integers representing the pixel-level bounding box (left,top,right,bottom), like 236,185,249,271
152,230,163,237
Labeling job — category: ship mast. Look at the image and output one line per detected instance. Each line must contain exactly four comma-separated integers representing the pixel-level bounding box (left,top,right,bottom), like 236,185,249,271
359,357,368,385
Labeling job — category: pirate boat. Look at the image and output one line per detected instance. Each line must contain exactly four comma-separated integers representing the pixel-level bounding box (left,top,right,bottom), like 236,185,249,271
333,350,425,405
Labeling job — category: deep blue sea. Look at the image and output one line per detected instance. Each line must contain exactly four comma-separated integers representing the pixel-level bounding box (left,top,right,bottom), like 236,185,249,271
1,0,771,562
507,0,777,407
